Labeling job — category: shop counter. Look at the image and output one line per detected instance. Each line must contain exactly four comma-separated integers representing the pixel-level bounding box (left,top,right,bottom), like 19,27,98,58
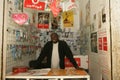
6,68,90,80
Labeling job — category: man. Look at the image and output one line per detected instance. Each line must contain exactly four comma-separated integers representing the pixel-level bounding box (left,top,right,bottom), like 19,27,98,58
29,32,82,69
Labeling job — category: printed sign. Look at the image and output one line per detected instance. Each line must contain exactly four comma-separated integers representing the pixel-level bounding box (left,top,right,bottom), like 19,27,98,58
62,11,74,27
24,0,46,10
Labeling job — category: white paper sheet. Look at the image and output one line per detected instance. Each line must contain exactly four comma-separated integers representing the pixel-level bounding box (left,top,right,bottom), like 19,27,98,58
29,68,51,76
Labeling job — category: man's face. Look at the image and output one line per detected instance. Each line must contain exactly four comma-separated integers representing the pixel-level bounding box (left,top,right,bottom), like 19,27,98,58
51,33,59,43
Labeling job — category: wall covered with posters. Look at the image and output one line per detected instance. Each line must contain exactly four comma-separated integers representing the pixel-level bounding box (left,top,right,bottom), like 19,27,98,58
111,0,120,80
2,0,39,79
89,0,111,80
78,0,91,55
79,0,111,80
34,0,82,56
2,0,86,79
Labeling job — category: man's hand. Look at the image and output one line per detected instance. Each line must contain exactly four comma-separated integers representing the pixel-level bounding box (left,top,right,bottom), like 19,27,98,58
75,66,85,70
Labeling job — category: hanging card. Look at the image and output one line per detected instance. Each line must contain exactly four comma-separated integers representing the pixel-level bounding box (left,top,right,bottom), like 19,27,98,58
49,0,61,17
11,13,28,25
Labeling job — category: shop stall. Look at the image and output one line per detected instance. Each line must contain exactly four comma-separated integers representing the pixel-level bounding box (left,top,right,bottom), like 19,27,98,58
2,0,89,80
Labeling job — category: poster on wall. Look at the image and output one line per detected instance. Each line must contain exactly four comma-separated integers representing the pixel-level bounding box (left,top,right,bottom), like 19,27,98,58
98,30,108,51
11,13,28,25
103,37,107,51
98,37,108,51
62,0,77,12
91,32,98,53
51,16,61,30
24,0,46,10
38,12,49,29
62,11,74,28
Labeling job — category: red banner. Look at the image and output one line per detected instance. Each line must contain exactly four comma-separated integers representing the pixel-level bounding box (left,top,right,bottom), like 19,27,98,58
38,24,49,29
65,58,81,67
24,0,46,10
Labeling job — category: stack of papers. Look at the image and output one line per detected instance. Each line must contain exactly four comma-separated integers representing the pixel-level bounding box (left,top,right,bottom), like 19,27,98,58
29,68,51,76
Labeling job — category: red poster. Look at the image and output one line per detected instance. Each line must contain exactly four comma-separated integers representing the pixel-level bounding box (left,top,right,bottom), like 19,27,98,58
103,37,107,51
38,12,49,29
99,38,102,50
24,0,45,10
64,58,81,67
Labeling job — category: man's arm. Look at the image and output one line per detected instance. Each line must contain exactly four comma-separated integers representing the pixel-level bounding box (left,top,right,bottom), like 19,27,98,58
37,42,49,62
62,41,79,69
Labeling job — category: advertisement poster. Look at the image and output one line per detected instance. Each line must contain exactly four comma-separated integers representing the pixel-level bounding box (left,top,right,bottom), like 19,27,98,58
38,12,49,29
98,37,108,51
103,37,107,51
62,11,74,27
24,0,45,10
